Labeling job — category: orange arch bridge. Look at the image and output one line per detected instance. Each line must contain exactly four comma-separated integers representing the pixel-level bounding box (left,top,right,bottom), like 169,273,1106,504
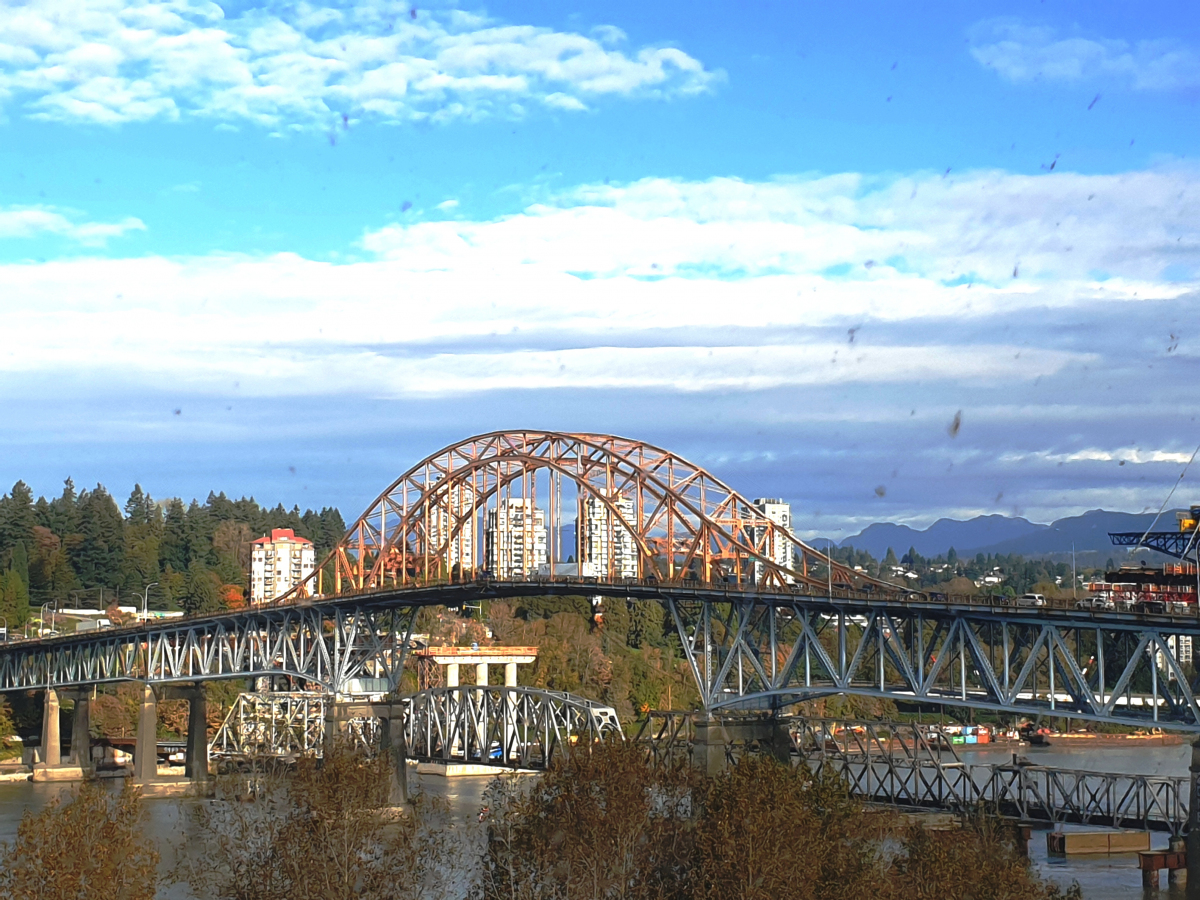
285,430,880,600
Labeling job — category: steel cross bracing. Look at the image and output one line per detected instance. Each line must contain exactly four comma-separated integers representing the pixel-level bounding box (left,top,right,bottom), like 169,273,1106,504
403,685,623,769
664,594,1200,729
794,717,1190,835
0,602,415,693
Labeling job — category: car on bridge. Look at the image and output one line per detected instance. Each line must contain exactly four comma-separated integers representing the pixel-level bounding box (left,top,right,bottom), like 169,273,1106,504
1013,593,1046,608
1076,596,1115,611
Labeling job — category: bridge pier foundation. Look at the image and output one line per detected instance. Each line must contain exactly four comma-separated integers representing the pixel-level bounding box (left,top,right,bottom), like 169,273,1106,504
133,684,158,783
40,688,60,767
184,686,209,783
379,709,408,806
692,714,791,776
69,692,90,768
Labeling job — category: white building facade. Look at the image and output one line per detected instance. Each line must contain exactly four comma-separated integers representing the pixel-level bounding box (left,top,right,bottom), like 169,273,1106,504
486,498,548,579
426,482,475,575
580,492,639,580
250,528,316,604
751,498,794,584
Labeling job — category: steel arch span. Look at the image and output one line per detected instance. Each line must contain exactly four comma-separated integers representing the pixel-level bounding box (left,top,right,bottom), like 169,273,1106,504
285,430,884,600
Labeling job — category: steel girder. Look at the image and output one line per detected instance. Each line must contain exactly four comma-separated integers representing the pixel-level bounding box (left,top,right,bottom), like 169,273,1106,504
404,685,623,769
210,691,327,758
665,595,1200,728
794,717,1190,834
0,604,414,693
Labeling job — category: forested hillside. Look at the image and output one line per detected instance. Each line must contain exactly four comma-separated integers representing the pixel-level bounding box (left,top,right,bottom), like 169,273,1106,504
0,479,345,626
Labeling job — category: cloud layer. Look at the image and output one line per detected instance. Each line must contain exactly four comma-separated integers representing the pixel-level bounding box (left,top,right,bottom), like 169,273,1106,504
2,165,1198,530
0,205,145,244
0,0,718,127
971,19,1200,90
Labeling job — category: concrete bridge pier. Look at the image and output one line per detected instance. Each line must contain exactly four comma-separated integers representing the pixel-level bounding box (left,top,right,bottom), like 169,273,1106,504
691,714,792,776
68,691,90,768
40,688,60,767
379,708,408,806
133,684,158,783
182,685,209,783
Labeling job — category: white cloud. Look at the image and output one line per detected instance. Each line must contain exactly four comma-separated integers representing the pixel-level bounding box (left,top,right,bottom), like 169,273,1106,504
970,19,1200,90
0,206,145,244
0,0,719,127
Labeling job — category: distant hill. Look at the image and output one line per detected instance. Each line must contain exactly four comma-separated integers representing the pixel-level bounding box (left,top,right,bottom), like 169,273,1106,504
969,509,1182,558
839,515,1044,559
839,509,1187,561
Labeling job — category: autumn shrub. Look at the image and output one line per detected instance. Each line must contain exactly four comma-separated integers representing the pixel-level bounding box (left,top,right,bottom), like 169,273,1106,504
177,743,455,900
691,756,890,900
0,781,158,900
481,739,696,900
891,811,1082,900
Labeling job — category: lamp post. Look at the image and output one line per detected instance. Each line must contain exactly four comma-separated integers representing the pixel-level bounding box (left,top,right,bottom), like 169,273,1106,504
139,583,158,624
39,603,54,637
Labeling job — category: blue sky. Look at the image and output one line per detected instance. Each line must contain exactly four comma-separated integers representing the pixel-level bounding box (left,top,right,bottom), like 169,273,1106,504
1,0,1198,537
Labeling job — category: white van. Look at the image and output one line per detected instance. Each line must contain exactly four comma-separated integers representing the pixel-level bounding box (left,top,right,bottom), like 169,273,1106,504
1013,593,1046,608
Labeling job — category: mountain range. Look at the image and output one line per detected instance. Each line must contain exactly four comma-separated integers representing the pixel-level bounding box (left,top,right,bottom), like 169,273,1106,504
836,509,1188,561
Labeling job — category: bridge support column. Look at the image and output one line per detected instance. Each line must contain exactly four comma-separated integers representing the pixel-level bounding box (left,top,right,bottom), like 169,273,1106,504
184,686,209,783
380,708,408,806
691,714,792,776
69,692,90,768
133,684,158,783
323,701,340,760
1188,737,1200,890
446,663,460,687
476,663,488,686
40,688,60,767
505,663,517,687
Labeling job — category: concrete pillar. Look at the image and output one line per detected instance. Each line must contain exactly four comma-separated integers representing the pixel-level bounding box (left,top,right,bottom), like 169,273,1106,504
1169,835,1187,887
70,694,90,768
380,710,408,805
505,662,518,687
133,684,158,783
41,689,61,767
691,716,727,777
185,687,209,782
323,702,340,760
475,663,488,687
446,663,460,687
1187,737,1200,890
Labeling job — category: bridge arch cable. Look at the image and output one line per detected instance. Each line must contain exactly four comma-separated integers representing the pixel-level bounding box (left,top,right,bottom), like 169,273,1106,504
279,431,895,602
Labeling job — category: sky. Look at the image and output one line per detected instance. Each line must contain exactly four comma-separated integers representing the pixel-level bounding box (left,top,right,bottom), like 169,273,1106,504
1,0,1199,539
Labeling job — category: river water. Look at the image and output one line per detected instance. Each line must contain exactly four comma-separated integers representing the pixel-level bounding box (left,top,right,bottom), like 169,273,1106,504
0,745,1189,899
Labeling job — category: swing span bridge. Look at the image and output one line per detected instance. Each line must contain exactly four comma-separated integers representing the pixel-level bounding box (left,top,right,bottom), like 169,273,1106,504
4,431,1200,733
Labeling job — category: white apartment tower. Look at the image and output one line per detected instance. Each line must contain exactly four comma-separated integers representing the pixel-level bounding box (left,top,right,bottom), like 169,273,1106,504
751,498,795,584
486,498,548,579
581,492,639,580
426,482,475,575
250,528,316,604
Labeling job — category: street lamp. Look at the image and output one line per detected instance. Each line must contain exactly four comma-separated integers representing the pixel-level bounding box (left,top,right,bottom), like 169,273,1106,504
140,583,158,623
39,602,55,637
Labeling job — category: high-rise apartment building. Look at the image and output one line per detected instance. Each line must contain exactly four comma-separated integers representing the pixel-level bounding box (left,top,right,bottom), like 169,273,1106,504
427,481,475,575
486,498,547,579
250,528,316,604
581,492,638,580
751,498,794,584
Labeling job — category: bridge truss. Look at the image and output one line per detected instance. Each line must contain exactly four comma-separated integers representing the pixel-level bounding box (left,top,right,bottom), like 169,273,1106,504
285,430,880,597
795,717,1190,835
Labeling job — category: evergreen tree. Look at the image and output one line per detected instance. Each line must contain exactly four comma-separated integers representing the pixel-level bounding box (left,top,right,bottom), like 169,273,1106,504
9,541,28,592
0,481,36,560
72,486,125,588
42,478,80,540
628,599,666,649
159,500,189,574
882,547,899,568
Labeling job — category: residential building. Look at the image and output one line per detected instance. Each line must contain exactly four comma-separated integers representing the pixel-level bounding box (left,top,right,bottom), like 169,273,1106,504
580,492,638,580
250,528,315,604
426,481,475,575
486,498,547,579
751,498,795,584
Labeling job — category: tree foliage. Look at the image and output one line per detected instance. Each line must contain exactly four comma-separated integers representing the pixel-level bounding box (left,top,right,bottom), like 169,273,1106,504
0,782,158,900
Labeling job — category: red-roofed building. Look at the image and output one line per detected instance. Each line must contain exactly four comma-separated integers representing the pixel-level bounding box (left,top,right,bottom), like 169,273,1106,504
250,528,315,604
